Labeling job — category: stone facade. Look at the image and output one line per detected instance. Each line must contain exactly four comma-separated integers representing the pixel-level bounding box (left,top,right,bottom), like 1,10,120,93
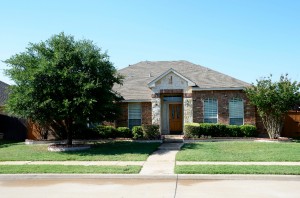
183,97,193,124
192,90,259,126
151,98,161,125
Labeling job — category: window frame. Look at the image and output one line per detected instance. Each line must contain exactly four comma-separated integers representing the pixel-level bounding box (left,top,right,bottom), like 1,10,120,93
203,98,218,123
128,102,142,129
229,98,244,125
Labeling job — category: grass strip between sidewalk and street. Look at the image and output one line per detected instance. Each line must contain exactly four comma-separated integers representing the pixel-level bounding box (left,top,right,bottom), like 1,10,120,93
0,165,142,174
175,165,300,175
0,141,160,161
176,141,300,162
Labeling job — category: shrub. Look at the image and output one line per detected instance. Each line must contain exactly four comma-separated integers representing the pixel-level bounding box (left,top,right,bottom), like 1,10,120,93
117,127,132,138
73,127,99,139
132,126,143,139
198,123,211,136
184,123,200,138
240,125,257,137
184,123,258,138
142,125,160,140
199,124,227,137
226,125,242,137
95,125,118,138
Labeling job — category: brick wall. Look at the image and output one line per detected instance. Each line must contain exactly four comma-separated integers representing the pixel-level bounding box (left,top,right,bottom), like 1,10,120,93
141,102,152,125
192,90,262,130
115,102,128,127
115,102,152,128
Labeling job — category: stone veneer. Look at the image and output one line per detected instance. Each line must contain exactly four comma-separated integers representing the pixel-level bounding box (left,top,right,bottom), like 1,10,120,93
183,97,193,124
151,98,161,125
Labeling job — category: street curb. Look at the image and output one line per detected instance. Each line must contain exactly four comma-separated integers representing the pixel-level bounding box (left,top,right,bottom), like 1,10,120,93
0,174,299,181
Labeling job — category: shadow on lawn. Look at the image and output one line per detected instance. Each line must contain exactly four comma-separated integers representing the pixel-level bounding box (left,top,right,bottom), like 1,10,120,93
61,142,161,156
180,143,205,150
0,140,22,149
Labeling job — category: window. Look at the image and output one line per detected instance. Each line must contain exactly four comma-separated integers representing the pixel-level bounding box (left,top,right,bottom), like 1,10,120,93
229,98,244,125
203,98,218,123
128,103,142,130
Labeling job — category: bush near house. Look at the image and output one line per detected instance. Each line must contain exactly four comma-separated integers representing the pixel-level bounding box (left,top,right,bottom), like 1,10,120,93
95,125,118,139
184,123,257,138
132,126,143,139
142,125,160,140
117,127,132,138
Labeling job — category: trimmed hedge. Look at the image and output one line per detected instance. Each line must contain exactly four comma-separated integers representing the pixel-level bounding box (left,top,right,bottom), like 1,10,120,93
117,127,132,138
184,123,257,138
94,125,118,138
132,126,143,139
142,125,160,140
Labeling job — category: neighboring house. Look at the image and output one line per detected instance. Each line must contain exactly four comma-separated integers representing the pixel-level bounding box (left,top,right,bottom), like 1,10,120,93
0,80,27,140
113,60,264,135
0,81,9,113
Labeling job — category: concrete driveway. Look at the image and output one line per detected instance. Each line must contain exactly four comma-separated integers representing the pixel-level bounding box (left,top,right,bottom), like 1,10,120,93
1,176,299,198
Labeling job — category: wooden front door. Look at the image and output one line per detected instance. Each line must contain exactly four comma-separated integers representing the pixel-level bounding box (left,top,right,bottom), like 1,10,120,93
169,104,183,133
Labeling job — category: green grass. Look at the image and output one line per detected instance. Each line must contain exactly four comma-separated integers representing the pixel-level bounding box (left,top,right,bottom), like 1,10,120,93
176,141,300,162
0,141,160,161
175,165,300,175
0,165,141,174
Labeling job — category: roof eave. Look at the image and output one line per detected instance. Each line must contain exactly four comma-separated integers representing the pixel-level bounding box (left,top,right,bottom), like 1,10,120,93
192,87,246,91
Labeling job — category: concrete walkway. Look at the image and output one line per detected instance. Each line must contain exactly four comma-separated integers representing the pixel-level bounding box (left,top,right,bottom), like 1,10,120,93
140,143,183,175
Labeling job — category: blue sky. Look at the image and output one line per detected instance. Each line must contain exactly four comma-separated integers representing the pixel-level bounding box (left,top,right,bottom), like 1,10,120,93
1,0,299,85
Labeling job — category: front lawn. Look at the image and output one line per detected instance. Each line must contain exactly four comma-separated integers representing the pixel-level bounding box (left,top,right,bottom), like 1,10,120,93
0,165,141,174
176,141,300,162
0,141,160,161
175,165,300,175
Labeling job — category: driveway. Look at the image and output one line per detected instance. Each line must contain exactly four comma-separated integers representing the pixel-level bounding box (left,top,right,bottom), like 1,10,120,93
1,176,299,198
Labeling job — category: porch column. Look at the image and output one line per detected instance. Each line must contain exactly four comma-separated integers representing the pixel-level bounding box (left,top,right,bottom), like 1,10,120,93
183,96,193,124
151,98,161,125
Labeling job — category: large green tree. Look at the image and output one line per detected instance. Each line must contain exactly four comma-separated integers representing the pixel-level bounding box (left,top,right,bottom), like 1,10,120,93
5,33,123,145
245,74,300,139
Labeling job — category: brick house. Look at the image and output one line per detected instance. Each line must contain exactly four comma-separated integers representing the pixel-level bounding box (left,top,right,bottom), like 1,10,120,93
0,81,27,140
113,61,264,135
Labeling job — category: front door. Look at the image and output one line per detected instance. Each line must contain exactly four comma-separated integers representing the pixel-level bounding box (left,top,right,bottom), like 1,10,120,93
169,104,183,133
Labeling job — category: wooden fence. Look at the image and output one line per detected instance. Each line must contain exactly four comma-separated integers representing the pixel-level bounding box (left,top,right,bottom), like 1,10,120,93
282,111,300,137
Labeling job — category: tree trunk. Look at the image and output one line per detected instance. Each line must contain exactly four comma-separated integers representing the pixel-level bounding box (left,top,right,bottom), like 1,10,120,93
261,114,283,139
67,130,73,146
63,119,73,146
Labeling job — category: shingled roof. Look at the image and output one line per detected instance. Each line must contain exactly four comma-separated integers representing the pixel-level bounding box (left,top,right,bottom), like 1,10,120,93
113,61,250,101
0,81,9,106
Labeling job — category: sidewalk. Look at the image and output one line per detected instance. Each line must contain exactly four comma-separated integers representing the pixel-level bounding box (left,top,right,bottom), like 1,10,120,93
140,143,183,175
0,161,143,166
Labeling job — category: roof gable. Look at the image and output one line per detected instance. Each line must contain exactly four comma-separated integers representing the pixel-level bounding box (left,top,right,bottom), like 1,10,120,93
114,61,250,100
148,68,196,88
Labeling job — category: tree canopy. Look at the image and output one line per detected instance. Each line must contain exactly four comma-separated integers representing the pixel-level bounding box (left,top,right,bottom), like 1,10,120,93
245,74,300,139
5,32,123,144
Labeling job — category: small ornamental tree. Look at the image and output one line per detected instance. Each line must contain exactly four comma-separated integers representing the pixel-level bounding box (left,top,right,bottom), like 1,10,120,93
245,74,300,139
4,33,123,145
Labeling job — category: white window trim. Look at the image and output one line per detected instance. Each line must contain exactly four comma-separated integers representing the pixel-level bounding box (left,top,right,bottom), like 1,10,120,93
203,98,218,123
128,102,142,128
229,98,244,125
